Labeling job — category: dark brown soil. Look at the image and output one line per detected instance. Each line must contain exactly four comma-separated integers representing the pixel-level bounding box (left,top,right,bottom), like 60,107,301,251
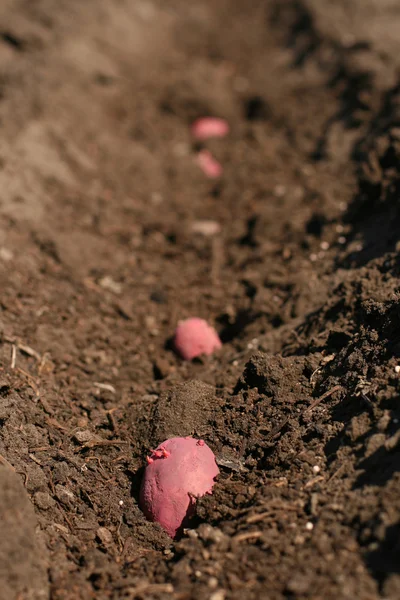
0,0,399,598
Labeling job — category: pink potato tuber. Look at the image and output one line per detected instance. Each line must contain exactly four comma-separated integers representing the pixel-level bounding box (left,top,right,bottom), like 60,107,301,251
191,117,229,141
140,437,219,538
196,149,223,179
174,317,222,360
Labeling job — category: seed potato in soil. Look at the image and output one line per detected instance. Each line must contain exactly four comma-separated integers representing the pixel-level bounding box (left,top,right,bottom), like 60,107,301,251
0,0,399,599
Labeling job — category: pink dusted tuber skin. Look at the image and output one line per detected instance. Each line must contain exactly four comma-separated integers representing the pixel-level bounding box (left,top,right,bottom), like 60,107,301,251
191,117,229,141
196,149,223,179
174,317,222,361
139,437,219,538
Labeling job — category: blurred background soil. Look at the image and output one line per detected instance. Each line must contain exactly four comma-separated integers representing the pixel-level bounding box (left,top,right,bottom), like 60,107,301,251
0,0,399,598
